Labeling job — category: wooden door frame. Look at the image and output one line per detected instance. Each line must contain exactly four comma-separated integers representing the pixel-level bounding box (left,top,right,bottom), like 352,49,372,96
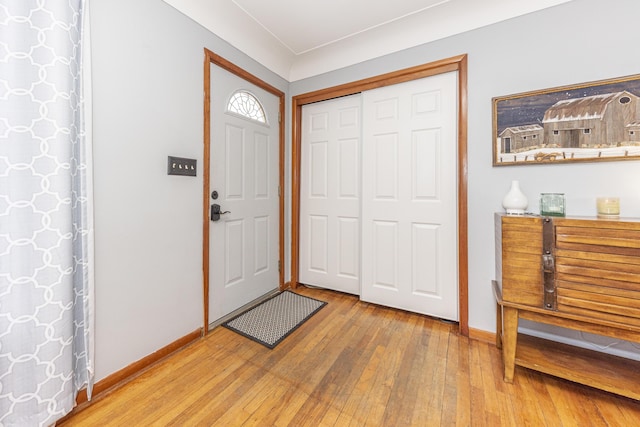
202,49,286,334
290,54,469,336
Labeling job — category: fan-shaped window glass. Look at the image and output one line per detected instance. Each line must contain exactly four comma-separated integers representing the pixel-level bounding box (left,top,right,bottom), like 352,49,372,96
227,91,267,124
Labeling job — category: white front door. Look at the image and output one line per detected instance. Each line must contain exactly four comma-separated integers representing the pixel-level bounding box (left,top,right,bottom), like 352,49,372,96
360,72,459,320
299,95,361,295
209,64,280,322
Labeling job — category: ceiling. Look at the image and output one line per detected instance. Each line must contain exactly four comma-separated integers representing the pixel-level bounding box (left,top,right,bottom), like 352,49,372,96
163,0,573,82
231,0,449,55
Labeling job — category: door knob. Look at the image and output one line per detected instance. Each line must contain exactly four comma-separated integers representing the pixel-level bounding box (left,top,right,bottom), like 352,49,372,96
210,204,231,221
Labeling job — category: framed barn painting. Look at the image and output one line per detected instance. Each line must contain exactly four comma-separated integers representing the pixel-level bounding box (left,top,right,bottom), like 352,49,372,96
492,74,640,166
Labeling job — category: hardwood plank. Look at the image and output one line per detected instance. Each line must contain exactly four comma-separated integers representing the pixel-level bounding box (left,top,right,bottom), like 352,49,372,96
423,321,451,426
453,334,472,427
380,313,422,426
477,341,502,422
591,390,640,427
369,311,424,425
287,395,336,426
504,366,558,427
542,375,609,427
340,306,399,423
305,303,381,411
59,286,640,426
467,335,484,421
522,367,564,426
439,331,459,426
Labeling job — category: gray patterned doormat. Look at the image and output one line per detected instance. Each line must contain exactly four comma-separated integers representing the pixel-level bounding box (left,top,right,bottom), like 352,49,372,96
222,291,327,349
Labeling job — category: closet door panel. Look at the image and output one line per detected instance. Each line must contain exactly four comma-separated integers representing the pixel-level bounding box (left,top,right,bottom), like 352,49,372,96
300,94,361,294
361,72,459,320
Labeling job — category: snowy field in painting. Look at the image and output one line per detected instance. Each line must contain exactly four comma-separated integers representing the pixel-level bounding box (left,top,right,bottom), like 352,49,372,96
495,141,640,164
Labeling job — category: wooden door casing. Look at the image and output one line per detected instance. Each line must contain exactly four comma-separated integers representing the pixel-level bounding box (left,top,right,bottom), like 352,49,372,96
291,54,469,335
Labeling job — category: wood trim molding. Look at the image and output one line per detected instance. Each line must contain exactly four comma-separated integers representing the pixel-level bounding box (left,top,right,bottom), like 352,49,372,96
202,49,286,334
290,54,470,336
202,49,212,334
457,55,469,336
62,329,202,421
469,327,496,345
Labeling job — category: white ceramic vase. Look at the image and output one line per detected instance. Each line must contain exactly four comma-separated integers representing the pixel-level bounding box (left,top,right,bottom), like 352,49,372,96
502,180,528,215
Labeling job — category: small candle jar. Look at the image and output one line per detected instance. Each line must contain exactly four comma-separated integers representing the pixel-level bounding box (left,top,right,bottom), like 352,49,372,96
596,197,620,218
540,193,565,217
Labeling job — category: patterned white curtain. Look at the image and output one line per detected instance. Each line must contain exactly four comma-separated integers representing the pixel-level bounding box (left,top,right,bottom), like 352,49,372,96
0,1,94,425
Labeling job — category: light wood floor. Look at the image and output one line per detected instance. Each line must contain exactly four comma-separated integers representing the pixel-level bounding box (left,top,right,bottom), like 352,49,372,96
61,287,640,426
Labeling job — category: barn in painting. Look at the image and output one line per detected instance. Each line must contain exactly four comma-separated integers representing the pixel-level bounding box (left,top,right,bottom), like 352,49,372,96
498,124,543,153
626,121,640,143
542,91,640,148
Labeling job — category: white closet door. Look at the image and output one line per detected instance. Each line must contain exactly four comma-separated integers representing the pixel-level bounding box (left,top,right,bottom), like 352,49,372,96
360,72,459,320
299,94,361,294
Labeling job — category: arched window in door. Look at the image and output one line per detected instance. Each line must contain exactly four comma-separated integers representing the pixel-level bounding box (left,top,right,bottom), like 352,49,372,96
227,90,267,124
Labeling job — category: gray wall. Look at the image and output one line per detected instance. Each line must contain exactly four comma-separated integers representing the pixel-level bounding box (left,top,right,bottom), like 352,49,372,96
292,0,640,357
90,0,640,382
90,0,287,380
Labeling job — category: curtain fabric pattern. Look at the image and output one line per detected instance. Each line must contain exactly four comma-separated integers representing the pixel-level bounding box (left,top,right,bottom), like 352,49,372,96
0,1,94,425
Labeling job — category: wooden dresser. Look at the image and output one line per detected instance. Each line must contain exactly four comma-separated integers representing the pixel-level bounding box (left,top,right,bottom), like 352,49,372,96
493,213,640,399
